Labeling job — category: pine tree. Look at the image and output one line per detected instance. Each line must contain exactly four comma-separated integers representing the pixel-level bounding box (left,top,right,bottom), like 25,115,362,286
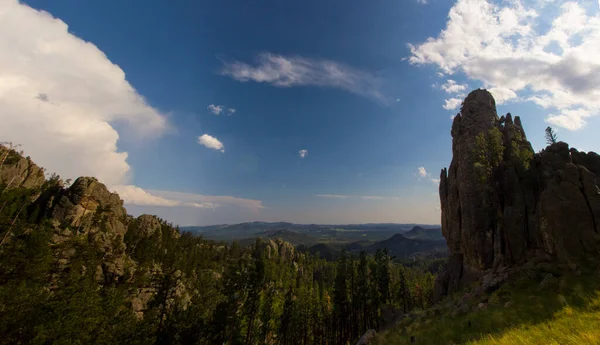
545,126,558,145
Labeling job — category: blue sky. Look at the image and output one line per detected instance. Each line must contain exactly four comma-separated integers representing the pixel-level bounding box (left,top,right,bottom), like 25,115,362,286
2,0,600,225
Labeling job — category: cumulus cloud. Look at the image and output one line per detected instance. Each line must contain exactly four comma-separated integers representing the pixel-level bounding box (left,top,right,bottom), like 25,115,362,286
441,79,467,93
221,53,387,102
443,98,462,110
227,108,236,115
417,167,428,178
409,0,600,130
198,134,225,152
299,149,308,158
0,0,168,186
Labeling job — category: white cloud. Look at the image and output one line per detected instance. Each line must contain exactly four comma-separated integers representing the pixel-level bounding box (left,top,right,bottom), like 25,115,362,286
189,202,218,209
149,189,264,211
299,149,308,158
112,185,260,211
360,195,401,200
208,104,236,116
441,79,467,93
317,194,349,199
443,98,462,110
207,104,224,115
417,0,428,4
221,53,387,102
111,185,181,207
317,194,400,200
488,87,518,104
0,0,168,186
416,167,440,185
408,0,600,130
198,134,225,152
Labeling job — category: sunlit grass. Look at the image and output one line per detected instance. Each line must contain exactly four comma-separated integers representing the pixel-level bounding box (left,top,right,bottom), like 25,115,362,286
373,266,600,345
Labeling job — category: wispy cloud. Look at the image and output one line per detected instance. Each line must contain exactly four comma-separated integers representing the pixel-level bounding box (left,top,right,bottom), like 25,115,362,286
316,194,348,199
299,149,308,158
220,53,387,103
112,185,264,211
360,195,400,200
150,189,264,211
208,104,236,116
416,167,440,185
207,104,224,115
317,194,400,200
112,185,181,207
409,0,600,130
198,134,225,152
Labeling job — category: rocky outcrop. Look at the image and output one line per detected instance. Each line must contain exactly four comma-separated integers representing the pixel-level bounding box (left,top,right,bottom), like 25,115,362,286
436,89,600,298
1,145,190,318
261,238,298,262
0,145,45,189
40,177,135,281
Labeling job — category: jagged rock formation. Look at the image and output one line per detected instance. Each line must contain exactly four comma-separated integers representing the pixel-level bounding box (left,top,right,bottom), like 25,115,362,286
260,237,299,262
437,89,600,298
0,148,189,316
0,145,45,189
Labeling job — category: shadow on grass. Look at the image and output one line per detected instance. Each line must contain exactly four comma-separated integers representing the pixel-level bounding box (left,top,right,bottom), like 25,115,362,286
374,265,600,345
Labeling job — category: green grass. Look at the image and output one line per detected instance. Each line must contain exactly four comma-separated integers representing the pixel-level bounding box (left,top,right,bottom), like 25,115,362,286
374,265,600,345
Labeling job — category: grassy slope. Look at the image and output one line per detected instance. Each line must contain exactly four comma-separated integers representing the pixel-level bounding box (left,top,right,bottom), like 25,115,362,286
374,265,600,345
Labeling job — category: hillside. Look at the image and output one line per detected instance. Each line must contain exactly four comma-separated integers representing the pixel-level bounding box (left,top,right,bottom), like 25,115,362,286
0,143,438,345
402,226,443,241
374,263,600,344
365,234,447,259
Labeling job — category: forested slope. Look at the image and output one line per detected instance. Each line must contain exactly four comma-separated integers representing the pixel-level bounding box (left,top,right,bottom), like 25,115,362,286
0,143,437,345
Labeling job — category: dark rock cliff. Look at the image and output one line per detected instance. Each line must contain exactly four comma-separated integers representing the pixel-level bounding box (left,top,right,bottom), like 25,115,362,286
436,89,600,298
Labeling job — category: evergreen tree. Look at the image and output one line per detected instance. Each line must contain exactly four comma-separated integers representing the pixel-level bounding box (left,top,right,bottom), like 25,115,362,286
545,126,558,145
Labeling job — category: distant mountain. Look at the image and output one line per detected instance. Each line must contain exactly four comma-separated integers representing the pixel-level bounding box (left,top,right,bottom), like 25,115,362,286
181,221,440,244
344,240,373,252
297,243,340,261
403,226,444,241
366,234,447,259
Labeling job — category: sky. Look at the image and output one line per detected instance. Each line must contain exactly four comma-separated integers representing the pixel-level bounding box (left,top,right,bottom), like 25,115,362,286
1,0,600,226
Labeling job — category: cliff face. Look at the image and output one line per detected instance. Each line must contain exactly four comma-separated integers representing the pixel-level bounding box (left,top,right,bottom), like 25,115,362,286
437,89,600,297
